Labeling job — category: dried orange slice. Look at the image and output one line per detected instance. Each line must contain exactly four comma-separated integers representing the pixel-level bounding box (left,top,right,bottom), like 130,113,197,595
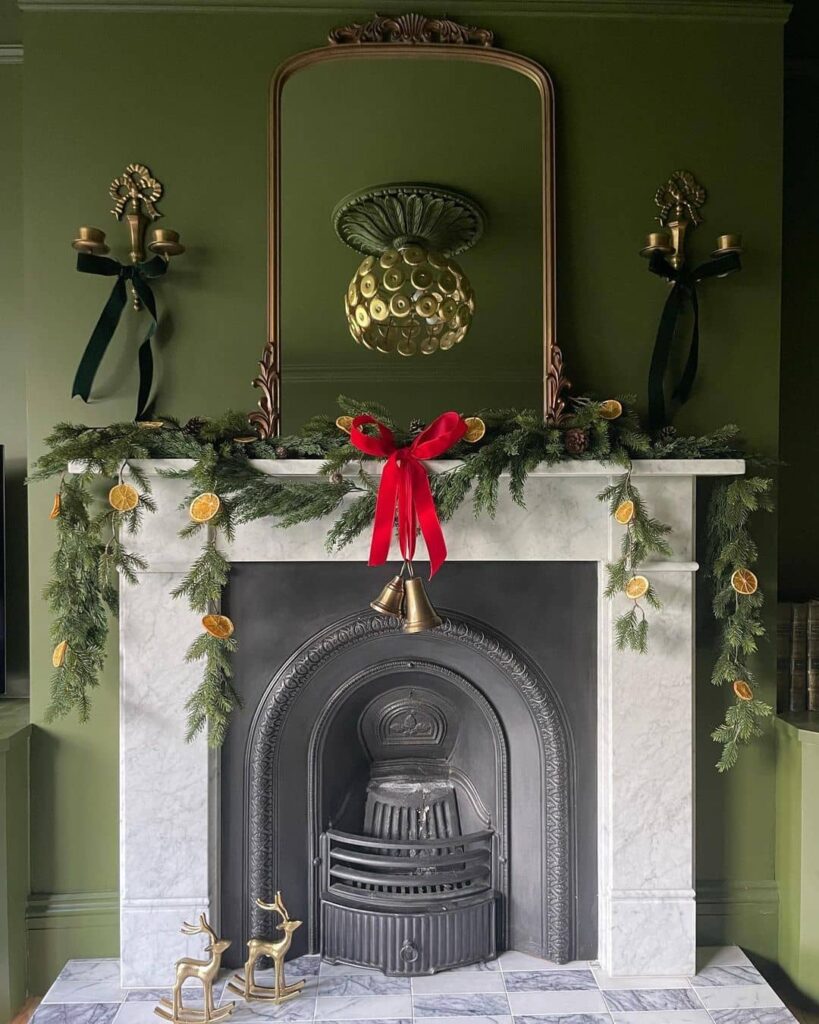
463,416,486,443
625,575,649,600
599,399,623,420
189,492,221,523
233,436,257,445
202,614,234,639
733,680,754,701
731,568,758,595
136,420,164,429
52,640,68,668
49,493,62,520
109,483,139,512
336,415,354,434
614,500,635,525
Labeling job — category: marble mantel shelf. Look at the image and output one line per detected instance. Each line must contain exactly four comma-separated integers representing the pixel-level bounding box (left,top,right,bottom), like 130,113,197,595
113,456,743,987
69,457,745,478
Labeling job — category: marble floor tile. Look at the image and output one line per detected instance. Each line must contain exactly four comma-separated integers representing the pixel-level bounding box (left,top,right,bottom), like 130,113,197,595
320,963,388,979
591,968,690,990
513,1016,611,1024
287,956,322,977
691,966,764,987
504,972,597,993
413,996,510,1018
34,1005,120,1024
608,1013,711,1024
506,992,607,1015
440,962,501,973
602,989,701,1012
696,947,753,971
497,953,589,973
224,994,318,1022
411,975,505,995
695,986,784,1011
708,1010,798,1024
112,1003,167,1023
124,980,229,1005
44,961,126,1005
319,976,411,997
315,995,413,1020
420,1018,510,1024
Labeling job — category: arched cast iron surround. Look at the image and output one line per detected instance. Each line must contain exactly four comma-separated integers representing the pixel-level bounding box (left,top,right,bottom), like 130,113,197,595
246,611,574,964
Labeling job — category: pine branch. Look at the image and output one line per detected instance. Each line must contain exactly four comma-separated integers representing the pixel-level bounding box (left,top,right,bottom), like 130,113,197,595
171,541,230,613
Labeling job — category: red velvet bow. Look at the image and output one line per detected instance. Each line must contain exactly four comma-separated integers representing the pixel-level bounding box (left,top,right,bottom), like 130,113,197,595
349,412,468,577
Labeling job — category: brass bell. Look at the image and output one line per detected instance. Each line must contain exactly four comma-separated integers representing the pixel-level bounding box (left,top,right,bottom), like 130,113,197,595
370,575,405,617
401,577,442,634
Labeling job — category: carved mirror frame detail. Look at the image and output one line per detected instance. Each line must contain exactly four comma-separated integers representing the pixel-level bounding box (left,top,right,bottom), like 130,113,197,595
252,14,567,437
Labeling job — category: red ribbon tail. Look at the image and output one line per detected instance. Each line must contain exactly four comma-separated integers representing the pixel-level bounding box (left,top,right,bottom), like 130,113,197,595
369,454,400,566
409,459,447,578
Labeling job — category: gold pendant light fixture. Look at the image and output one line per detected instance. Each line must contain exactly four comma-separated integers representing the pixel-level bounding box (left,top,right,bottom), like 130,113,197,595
333,183,485,356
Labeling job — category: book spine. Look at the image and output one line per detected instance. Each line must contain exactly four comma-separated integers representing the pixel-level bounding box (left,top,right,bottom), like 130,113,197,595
777,603,793,714
808,600,819,713
790,603,808,713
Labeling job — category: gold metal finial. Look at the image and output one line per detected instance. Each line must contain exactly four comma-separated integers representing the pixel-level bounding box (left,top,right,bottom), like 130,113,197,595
109,162,164,222
227,891,306,1004
654,170,706,228
153,914,235,1024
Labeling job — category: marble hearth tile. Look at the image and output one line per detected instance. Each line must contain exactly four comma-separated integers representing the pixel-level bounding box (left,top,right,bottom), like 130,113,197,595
708,1010,798,1023
608,1013,711,1024
43,961,126,1005
316,994,413,1019
33,1006,120,1024
113,1003,177,1023
602,989,701,1012
123,979,229,1005
497,953,589,972
694,986,784,1011
411,974,505,994
223,992,318,1022
591,968,690,990
503,972,597,993
691,965,764,987
413,995,510,1017
512,1016,611,1024
423,1017,511,1024
288,956,322,977
696,947,753,970
320,963,386,978
319,976,411,996
505,992,607,1015
315,1020,413,1024
446,961,501,973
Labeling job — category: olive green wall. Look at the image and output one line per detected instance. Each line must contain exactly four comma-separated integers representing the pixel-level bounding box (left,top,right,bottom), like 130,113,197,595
19,2,785,990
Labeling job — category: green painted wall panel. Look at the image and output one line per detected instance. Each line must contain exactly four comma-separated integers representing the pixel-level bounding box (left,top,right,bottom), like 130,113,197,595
18,5,783,989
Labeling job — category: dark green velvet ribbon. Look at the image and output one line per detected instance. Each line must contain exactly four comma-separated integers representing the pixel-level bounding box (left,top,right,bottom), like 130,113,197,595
72,252,168,420
647,249,741,430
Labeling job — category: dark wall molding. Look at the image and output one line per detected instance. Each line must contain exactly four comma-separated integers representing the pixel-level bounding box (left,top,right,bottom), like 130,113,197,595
15,1,791,23
0,46,23,63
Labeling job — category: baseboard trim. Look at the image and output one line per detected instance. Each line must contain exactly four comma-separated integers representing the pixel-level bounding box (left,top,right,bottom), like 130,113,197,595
26,891,119,927
696,879,779,914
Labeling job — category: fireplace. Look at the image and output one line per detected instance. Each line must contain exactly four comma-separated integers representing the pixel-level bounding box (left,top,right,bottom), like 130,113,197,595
117,458,740,985
219,561,599,974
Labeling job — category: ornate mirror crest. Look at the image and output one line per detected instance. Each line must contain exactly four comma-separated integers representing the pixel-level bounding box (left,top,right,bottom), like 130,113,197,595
253,14,566,437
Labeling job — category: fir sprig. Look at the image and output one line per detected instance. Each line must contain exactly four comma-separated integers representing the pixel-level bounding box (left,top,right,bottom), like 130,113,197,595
707,477,774,770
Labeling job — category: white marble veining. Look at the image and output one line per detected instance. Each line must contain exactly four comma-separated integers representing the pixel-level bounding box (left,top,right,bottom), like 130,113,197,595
111,459,743,984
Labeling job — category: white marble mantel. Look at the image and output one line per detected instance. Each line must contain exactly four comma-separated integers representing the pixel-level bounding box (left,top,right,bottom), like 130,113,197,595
108,458,744,987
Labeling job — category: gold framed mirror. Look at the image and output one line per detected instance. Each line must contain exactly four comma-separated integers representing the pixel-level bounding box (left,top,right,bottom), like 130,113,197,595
252,14,565,436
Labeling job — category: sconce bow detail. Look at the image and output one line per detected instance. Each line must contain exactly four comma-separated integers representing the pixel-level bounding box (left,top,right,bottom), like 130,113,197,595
334,183,484,357
71,162,185,420
640,170,742,430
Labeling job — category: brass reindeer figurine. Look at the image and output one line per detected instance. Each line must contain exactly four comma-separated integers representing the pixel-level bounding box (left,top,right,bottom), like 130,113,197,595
154,914,235,1023
228,892,305,1003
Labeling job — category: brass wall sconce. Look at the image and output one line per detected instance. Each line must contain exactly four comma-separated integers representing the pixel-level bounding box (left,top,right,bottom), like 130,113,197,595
640,170,742,429
334,183,484,356
71,163,185,420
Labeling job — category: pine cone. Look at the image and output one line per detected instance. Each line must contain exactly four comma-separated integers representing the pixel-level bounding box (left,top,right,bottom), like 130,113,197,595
275,445,289,459
564,426,589,455
329,470,344,486
656,425,677,444
183,416,207,435
409,418,426,435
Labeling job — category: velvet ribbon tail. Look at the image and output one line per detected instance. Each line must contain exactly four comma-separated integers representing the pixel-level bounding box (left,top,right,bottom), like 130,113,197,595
72,252,167,420
349,411,467,577
647,250,740,430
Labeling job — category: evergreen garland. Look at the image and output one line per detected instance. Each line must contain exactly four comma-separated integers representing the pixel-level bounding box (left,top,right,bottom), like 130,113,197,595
31,397,772,767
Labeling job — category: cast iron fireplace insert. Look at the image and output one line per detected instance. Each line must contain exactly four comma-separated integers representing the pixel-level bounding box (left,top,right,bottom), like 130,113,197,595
221,561,597,974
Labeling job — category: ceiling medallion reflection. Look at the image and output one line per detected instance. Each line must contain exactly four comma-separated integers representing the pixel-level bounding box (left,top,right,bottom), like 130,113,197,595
329,14,494,47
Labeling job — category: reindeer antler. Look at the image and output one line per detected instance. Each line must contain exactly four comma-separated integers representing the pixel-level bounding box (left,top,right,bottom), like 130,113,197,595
255,891,290,925
180,913,217,945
